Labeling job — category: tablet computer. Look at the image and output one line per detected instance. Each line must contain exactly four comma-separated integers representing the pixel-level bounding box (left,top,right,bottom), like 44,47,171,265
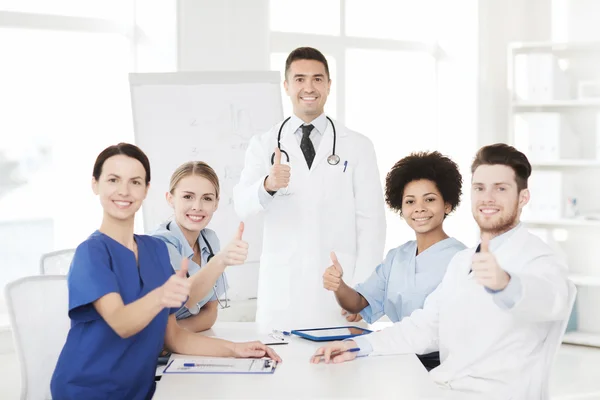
290,326,372,342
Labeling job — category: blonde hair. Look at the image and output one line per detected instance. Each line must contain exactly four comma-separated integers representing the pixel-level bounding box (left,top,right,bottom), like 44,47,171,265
169,161,220,199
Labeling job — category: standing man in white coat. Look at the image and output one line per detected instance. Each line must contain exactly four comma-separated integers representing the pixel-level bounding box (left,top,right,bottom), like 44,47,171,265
312,143,572,400
233,47,386,330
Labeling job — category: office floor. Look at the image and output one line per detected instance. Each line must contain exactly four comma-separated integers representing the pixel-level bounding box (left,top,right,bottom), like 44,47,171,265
0,345,599,399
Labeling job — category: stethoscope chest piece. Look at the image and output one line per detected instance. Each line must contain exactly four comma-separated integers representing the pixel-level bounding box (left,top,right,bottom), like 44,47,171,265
327,154,340,165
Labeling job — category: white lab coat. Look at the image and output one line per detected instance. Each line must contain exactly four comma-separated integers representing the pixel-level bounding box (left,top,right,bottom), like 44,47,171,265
233,117,386,330
355,225,569,400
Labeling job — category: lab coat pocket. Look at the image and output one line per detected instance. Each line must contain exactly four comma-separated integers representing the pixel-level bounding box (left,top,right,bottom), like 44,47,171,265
258,252,292,310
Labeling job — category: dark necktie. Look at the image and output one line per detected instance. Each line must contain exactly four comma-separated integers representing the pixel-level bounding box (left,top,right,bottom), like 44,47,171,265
469,243,481,274
300,124,316,169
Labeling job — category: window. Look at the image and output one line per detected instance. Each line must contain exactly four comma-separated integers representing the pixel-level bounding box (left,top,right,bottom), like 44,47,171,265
269,0,340,36
0,6,135,311
345,0,439,42
0,1,133,22
346,49,437,247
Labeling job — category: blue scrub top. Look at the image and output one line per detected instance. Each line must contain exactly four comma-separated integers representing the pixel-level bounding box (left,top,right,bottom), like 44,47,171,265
50,231,178,400
355,237,465,324
152,221,228,318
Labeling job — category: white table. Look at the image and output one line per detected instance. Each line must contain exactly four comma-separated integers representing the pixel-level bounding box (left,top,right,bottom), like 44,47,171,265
154,322,444,399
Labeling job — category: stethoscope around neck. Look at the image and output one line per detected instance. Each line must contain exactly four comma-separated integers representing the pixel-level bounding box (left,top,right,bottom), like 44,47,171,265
166,222,229,309
271,116,340,166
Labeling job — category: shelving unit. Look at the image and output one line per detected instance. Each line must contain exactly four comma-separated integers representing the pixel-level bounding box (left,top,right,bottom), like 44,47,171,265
531,160,600,168
509,41,600,348
562,331,600,347
568,274,600,287
513,99,600,111
523,218,600,227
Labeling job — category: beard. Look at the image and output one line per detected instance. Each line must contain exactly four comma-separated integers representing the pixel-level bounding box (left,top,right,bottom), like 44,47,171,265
474,202,519,236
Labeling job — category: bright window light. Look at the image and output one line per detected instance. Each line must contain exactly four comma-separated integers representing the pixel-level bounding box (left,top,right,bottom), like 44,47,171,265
346,49,437,250
269,0,340,36
345,0,440,42
0,0,134,22
0,27,134,295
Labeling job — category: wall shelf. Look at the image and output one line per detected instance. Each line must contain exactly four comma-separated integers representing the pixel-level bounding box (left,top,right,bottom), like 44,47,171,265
563,331,600,347
523,218,600,227
510,41,600,55
513,100,600,111
531,160,600,168
569,274,600,287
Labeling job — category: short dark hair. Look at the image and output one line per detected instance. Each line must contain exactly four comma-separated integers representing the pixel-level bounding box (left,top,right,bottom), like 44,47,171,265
284,47,330,81
470,143,531,191
92,143,151,185
386,151,463,215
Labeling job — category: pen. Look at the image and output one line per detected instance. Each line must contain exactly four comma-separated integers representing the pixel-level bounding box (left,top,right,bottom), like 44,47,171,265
343,161,348,172
183,363,234,367
272,329,291,336
312,347,361,361
331,347,360,356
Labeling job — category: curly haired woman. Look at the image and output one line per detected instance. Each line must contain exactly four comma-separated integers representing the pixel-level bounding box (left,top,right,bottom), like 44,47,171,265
322,151,465,370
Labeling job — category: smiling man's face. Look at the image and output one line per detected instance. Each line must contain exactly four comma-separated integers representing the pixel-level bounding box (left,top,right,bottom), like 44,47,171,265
471,164,529,236
284,59,331,122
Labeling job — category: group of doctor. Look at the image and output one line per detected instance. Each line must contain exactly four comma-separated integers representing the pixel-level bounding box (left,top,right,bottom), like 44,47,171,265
49,46,570,400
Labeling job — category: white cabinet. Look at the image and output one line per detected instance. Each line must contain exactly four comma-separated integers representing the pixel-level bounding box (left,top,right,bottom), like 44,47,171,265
508,41,600,347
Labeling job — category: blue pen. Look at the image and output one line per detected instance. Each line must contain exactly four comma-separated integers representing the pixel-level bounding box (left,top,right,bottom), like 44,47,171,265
333,347,360,356
313,347,361,361
343,161,348,172
183,362,234,367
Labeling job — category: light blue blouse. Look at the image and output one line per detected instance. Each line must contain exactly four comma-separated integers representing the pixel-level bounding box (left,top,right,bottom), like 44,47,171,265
151,221,228,318
355,237,465,324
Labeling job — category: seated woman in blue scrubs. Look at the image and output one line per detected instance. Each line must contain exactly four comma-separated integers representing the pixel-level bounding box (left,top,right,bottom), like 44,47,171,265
323,151,465,370
51,143,280,400
152,161,248,332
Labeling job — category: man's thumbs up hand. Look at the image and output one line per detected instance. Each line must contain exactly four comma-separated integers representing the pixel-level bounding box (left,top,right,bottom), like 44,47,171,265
471,235,510,291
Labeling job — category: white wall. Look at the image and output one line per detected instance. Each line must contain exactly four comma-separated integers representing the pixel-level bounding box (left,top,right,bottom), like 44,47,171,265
177,0,270,71
477,0,552,146
134,0,178,72
565,0,600,41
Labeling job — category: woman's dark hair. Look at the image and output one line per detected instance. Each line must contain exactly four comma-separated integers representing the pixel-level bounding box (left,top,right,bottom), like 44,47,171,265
471,143,531,192
92,142,151,185
386,151,463,215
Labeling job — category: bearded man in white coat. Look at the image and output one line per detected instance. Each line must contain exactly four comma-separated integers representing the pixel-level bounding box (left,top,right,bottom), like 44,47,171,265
233,47,386,330
312,143,571,400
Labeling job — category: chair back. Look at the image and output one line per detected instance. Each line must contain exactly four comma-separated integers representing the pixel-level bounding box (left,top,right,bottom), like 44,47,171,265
540,280,577,399
5,275,70,400
39,249,75,275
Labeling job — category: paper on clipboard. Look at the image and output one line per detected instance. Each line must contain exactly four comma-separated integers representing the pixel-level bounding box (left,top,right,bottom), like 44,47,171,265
164,358,277,374
207,331,289,346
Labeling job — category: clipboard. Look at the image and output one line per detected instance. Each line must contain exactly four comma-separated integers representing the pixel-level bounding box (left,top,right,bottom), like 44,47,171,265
291,326,372,342
163,358,278,374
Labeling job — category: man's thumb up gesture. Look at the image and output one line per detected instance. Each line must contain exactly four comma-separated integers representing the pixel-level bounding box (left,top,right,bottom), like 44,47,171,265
265,147,291,192
323,252,345,292
471,234,510,291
